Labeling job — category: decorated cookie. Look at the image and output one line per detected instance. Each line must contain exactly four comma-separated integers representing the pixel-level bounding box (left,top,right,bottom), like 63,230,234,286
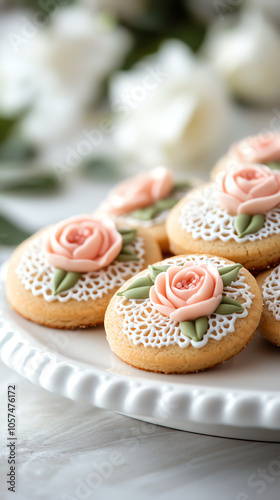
97,166,201,253
105,254,262,373
211,132,280,181
6,215,162,329
167,165,280,271
257,265,280,346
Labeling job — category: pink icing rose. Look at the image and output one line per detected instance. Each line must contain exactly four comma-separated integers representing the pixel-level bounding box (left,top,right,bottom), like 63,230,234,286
231,132,280,164
149,263,223,322
105,166,173,217
217,164,280,215
45,216,122,273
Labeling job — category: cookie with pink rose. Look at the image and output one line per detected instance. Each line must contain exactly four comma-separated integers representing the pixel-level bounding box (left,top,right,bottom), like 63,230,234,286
211,132,280,181
256,265,280,346
167,164,280,271
105,254,261,373
97,166,201,253
6,215,162,329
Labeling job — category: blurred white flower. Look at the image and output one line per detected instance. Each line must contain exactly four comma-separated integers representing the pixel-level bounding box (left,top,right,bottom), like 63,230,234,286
22,6,131,147
29,6,131,105
0,6,131,147
203,11,280,105
245,0,280,24
109,40,228,169
0,10,39,116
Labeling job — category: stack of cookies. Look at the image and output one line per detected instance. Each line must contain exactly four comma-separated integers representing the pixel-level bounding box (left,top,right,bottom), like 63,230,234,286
6,134,280,373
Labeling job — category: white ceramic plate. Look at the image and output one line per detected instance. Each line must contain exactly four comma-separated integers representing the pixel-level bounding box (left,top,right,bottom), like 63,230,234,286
1,263,280,442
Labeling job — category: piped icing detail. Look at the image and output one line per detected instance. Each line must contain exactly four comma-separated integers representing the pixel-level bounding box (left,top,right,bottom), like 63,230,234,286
217,165,280,216
115,255,253,349
149,263,223,322
262,265,280,321
118,260,244,342
118,183,189,227
231,133,280,164
44,215,123,273
179,184,280,243
16,236,145,303
104,166,174,217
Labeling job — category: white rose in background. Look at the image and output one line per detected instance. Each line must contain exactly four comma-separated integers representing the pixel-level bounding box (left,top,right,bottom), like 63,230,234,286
0,6,131,148
27,6,131,106
245,0,280,24
109,40,228,170
21,6,131,147
202,11,280,105
0,10,40,117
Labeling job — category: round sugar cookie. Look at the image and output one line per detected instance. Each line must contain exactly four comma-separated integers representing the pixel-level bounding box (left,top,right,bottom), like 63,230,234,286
105,254,262,374
167,164,280,272
96,166,201,253
257,265,280,346
6,216,162,329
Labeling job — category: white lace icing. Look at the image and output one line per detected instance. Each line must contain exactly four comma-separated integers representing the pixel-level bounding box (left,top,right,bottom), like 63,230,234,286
115,255,253,349
16,237,145,303
179,185,280,243
262,265,280,321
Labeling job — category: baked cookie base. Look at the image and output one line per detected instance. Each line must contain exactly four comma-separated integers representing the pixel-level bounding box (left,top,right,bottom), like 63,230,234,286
105,255,262,374
166,194,280,272
137,223,169,253
256,270,280,346
6,226,162,330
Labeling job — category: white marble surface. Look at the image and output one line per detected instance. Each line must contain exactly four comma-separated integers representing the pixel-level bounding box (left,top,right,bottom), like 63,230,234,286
1,105,280,499
1,362,280,500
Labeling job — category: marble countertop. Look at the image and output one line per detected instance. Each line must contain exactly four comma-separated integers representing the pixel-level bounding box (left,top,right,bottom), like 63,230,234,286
1,362,280,500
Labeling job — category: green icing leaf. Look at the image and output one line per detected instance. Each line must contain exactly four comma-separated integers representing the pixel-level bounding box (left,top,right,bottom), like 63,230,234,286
267,161,280,170
53,269,67,294
234,213,251,237
130,206,157,220
195,317,209,341
218,263,243,286
130,196,178,221
148,264,170,282
116,229,138,261
116,253,139,262
180,321,197,341
116,245,139,262
53,269,81,296
117,276,154,299
242,214,265,237
234,213,265,238
171,181,191,193
156,197,178,210
214,296,244,315
118,228,137,246
180,316,209,342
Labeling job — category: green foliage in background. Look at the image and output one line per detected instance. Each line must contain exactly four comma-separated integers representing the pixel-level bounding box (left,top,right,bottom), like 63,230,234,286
121,0,206,69
0,172,59,194
0,215,31,246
